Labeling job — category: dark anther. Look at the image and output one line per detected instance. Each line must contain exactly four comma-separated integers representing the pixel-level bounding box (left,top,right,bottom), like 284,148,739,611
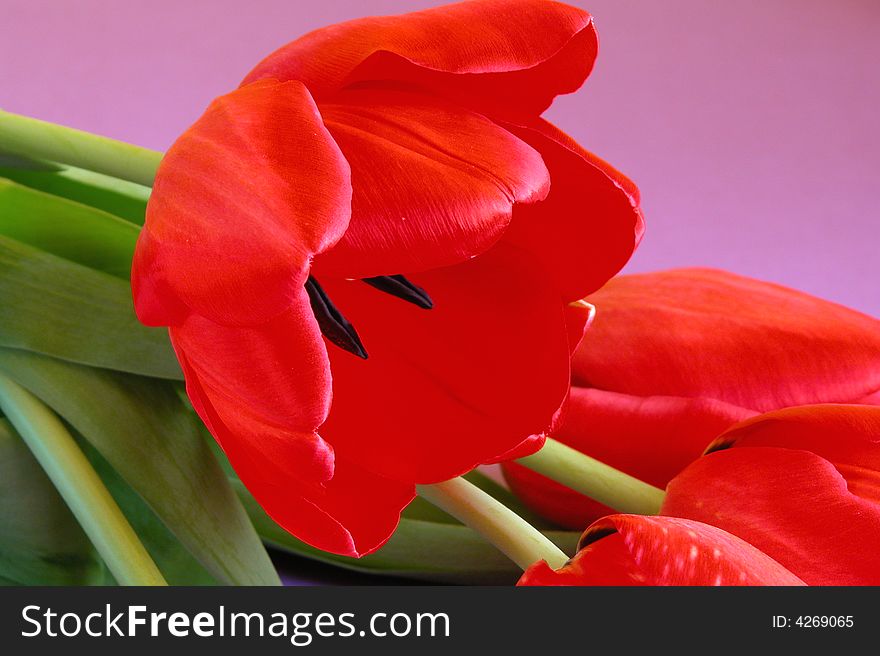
305,276,368,359
363,275,434,309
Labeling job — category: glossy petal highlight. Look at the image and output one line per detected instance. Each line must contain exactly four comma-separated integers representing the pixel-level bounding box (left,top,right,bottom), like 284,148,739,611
132,80,351,328
313,88,549,278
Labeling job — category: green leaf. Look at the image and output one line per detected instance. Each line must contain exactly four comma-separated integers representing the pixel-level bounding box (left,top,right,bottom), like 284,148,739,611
0,235,181,379
0,418,103,585
0,151,61,171
0,177,138,279
0,349,280,586
73,432,217,585
234,478,579,584
0,109,161,187
0,165,149,225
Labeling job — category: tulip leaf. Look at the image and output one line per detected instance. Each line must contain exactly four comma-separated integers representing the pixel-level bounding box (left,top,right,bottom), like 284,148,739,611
73,432,217,585
233,478,579,584
0,177,138,279
0,151,61,171
0,349,280,586
0,418,104,585
0,165,149,225
0,235,181,379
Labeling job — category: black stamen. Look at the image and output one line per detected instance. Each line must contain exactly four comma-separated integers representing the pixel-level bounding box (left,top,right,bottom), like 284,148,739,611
305,276,368,359
363,275,434,309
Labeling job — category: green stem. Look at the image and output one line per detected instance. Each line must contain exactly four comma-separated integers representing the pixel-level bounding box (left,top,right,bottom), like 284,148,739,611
0,110,162,187
0,374,166,586
417,477,568,571
517,437,665,516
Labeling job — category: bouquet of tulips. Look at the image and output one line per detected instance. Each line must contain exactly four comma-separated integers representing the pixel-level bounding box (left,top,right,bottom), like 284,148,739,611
1,0,877,587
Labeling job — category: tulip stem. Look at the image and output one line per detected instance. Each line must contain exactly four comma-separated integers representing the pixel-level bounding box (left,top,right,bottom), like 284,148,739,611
0,374,167,586
518,437,665,516
0,109,162,187
417,477,568,571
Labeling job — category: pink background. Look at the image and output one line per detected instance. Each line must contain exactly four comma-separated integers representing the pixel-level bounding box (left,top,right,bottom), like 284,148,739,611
2,0,878,317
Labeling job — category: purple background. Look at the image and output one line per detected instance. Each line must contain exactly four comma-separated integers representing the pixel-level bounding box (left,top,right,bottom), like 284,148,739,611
2,0,878,315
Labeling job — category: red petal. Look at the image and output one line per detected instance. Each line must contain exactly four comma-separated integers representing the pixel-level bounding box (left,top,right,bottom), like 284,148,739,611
502,120,644,301
317,245,573,483
176,345,414,557
229,448,414,558
311,89,548,279
573,268,880,411
242,0,596,121
481,301,594,465
132,80,351,328
503,388,754,528
712,404,880,503
565,300,596,355
664,446,880,585
518,515,804,586
170,298,332,460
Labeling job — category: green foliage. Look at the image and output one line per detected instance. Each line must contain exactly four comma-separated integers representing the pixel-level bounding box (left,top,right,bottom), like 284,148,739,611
0,419,103,585
0,236,181,379
0,165,148,225
0,350,279,585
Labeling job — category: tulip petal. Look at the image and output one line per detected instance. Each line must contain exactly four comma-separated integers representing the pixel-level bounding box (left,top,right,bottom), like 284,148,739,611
711,404,880,504
482,301,596,465
565,300,596,355
503,388,755,528
132,80,351,328
573,268,880,411
176,346,414,557
502,120,644,301
518,515,804,586
170,299,335,487
664,446,880,585
243,0,597,120
317,245,573,483
311,89,549,278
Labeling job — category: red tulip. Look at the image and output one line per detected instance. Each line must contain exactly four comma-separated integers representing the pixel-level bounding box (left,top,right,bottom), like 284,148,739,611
518,515,804,586
663,404,880,585
503,268,880,528
131,1,643,556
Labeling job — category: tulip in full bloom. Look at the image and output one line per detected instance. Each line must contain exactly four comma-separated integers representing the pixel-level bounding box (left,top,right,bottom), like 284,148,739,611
503,268,880,528
131,1,643,556
520,405,880,586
